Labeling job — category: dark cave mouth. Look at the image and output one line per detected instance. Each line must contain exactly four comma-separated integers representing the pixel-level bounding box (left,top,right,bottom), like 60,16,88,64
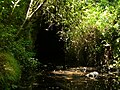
35,29,65,65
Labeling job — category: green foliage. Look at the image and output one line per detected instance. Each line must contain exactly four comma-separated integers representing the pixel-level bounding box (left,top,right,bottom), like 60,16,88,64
0,0,40,89
27,58,40,70
31,0,120,67
0,0,120,89
0,52,21,89
36,0,120,67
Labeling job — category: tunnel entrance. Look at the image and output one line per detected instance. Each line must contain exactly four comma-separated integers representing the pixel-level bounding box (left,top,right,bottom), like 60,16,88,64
35,26,65,65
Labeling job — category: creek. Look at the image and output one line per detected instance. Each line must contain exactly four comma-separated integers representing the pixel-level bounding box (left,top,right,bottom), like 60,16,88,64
28,66,120,90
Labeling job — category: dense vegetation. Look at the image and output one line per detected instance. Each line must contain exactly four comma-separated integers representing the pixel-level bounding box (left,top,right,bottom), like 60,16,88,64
0,0,120,89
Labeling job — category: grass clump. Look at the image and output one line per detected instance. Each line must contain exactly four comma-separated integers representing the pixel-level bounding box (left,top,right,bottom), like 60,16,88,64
0,52,21,90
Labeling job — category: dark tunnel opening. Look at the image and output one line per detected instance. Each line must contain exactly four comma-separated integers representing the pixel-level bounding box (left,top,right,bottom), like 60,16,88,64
34,25,65,66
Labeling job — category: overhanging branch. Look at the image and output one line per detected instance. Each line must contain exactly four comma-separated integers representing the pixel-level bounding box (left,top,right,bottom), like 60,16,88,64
11,0,21,14
16,0,47,39
22,0,47,28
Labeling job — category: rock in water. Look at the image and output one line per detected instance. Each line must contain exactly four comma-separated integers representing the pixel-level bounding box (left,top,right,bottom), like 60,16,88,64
86,71,99,78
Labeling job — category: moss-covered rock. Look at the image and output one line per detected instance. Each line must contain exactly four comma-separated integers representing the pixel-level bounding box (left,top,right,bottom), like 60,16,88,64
0,52,21,89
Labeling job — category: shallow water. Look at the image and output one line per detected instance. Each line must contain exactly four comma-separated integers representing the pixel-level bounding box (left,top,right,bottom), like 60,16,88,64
17,66,120,90
31,67,120,90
